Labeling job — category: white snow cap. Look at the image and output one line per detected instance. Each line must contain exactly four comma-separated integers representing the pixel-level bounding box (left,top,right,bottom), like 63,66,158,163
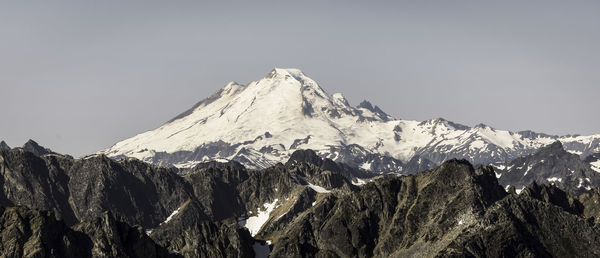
102,68,600,170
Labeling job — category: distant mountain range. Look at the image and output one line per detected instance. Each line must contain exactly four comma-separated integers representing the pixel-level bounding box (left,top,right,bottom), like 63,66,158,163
101,68,600,175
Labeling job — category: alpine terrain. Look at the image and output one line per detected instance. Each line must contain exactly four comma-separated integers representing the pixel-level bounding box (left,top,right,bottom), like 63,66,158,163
102,68,600,174
3,143,600,257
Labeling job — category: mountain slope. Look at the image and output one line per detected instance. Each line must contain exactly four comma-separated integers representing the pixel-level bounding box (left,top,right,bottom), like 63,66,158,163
0,141,9,150
492,141,600,195
268,160,600,257
102,68,600,172
0,206,175,258
4,145,600,257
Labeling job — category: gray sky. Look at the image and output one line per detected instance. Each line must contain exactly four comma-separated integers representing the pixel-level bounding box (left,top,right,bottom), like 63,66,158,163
1,1,599,157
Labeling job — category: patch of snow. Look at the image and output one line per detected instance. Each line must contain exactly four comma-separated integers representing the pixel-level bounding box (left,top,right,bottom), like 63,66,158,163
577,178,585,189
312,201,316,206
590,161,600,173
160,207,181,225
173,161,201,168
515,188,523,194
523,165,533,176
145,229,153,235
307,182,331,193
546,177,562,183
491,164,506,170
458,220,464,225
469,140,485,151
239,199,279,236
360,161,372,171
352,178,367,186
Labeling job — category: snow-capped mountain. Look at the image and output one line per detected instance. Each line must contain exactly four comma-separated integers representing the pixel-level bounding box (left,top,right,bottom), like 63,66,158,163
102,68,600,172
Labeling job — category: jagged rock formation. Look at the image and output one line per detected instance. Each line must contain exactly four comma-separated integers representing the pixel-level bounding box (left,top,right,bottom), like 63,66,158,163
493,141,600,194
102,68,600,173
577,187,600,222
266,160,600,257
148,200,254,258
21,139,57,156
0,148,193,227
0,141,9,150
0,145,361,257
3,143,600,257
0,206,175,258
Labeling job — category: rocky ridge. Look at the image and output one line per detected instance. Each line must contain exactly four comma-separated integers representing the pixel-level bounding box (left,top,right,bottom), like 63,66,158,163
2,142,600,257
493,141,600,195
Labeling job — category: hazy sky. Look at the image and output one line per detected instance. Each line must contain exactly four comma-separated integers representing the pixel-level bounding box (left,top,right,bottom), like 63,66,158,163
1,1,599,156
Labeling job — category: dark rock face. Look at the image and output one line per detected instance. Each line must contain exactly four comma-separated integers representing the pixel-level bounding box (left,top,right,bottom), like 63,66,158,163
0,149,194,228
0,141,9,150
149,200,254,258
269,160,504,257
0,147,362,257
268,160,600,257
494,141,600,195
21,139,57,156
577,187,600,222
442,194,600,257
4,144,600,257
0,206,175,258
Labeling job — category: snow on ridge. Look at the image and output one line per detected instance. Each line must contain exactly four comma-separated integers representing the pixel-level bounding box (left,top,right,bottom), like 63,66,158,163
546,177,562,183
307,182,331,193
160,207,181,226
352,178,367,186
590,161,600,173
239,199,279,236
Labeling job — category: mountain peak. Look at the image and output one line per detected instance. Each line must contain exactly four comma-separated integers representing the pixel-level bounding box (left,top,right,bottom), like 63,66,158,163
22,139,56,156
0,141,10,150
104,69,600,172
266,68,305,80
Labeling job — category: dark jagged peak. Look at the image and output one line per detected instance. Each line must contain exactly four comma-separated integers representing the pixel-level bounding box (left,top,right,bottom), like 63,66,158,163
286,149,324,167
520,181,583,215
518,130,555,140
474,123,491,129
357,100,391,121
0,141,9,150
148,199,254,257
0,206,176,257
269,159,508,257
542,141,565,152
21,139,57,157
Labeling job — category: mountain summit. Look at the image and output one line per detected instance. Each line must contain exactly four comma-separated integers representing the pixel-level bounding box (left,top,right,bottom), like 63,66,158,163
103,69,600,171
